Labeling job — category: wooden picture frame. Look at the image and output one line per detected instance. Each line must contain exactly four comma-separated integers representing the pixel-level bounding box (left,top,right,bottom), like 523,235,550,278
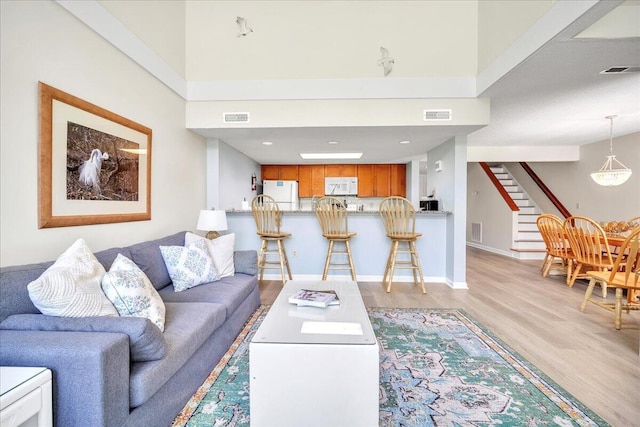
38,82,152,228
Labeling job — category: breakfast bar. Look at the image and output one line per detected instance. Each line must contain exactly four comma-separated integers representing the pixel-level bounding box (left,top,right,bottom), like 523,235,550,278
227,209,452,284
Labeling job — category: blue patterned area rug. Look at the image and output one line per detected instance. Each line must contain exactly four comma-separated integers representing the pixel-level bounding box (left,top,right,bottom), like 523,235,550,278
172,306,609,427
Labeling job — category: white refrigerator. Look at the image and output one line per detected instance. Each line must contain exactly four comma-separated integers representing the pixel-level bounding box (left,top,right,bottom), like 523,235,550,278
262,180,299,211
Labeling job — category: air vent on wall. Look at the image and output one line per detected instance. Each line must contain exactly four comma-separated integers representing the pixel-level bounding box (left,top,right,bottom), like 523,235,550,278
223,112,250,123
424,109,452,121
599,66,640,75
471,222,482,243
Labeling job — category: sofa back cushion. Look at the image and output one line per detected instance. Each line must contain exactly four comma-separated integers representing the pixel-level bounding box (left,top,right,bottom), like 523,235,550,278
0,261,53,323
129,232,185,290
93,247,133,270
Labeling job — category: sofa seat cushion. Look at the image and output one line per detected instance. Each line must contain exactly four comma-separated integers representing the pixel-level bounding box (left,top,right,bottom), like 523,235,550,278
129,301,226,408
158,274,257,319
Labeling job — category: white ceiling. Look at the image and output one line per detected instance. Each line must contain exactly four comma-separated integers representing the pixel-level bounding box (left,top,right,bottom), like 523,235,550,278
95,0,640,165
192,3,639,165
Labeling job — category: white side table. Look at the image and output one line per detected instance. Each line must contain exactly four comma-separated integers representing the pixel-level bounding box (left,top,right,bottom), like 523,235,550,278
0,367,52,427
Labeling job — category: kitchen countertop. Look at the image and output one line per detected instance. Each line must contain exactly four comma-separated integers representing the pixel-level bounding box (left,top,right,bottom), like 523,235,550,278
226,209,451,215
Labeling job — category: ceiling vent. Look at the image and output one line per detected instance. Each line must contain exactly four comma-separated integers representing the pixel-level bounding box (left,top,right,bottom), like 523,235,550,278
223,112,250,123
599,66,640,75
424,109,452,121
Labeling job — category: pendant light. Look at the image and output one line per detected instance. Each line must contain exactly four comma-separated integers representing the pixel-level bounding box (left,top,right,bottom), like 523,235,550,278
590,115,632,186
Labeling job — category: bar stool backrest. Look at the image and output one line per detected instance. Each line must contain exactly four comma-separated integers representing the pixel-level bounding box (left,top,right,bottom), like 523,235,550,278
379,197,417,238
315,196,349,237
251,195,282,236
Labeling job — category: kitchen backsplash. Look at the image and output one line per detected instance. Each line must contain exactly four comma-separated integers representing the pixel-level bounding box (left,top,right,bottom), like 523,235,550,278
299,197,388,212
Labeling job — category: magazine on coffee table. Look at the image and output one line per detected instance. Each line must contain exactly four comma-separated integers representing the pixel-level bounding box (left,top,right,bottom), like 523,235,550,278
288,289,340,308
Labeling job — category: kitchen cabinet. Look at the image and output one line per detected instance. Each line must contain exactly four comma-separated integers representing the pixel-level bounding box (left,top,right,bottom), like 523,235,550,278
324,164,358,177
357,164,406,197
390,164,406,196
357,165,374,197
298,165,325,197
261,165,299,181
374,164,391,197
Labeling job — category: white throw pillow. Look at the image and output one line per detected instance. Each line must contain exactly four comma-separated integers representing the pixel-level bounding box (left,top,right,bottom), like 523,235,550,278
185,232,235,278
160,239,220,292
27,238,118,317
101,254,166,332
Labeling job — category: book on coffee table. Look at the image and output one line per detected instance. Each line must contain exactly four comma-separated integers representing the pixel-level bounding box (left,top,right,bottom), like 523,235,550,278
288,289,338,308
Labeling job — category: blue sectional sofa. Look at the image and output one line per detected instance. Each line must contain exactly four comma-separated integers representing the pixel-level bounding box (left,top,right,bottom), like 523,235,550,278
0,231,260,427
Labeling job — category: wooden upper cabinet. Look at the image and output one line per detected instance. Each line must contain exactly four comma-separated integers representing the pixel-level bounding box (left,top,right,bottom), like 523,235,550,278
324,164,358,177
261,165,299,181
263,163,405,198
279,165,299,180
390,164,406,196
298,165,325,197
261,165,280,181
374,164,391,197
357,164,374,197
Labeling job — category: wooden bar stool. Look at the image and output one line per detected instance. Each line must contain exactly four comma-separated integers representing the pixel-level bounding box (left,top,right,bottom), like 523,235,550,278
251,195,292,285
379,196,425,293
314,196,357,281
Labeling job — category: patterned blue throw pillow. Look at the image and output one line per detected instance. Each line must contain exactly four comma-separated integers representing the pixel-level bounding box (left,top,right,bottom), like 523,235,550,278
159,239,219,292
101,254,166,332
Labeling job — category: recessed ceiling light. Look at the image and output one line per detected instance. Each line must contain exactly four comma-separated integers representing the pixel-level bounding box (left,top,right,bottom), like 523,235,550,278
300,152,363,160
327,141,339,145
399,140,410,144
262,141,273,146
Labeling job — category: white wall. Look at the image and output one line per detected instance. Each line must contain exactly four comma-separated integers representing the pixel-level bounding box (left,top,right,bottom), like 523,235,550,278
0,0,206,266
508,133,639,222
466,163,515,255
465,133,639,257
217,140,262,211
427,136,468,288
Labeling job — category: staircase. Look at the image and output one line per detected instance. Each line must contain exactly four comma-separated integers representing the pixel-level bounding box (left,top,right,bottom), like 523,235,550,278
490,166,546,260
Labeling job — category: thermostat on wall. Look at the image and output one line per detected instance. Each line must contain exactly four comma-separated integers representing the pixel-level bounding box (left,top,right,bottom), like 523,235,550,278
435,160,443,172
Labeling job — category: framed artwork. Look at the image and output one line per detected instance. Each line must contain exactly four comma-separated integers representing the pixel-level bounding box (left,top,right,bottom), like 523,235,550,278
38,82,152,228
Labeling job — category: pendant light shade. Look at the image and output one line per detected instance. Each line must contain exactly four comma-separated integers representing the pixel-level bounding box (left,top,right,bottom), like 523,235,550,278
590,115,632,187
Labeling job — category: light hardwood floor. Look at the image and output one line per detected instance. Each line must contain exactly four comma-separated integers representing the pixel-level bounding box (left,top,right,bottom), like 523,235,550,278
258,247,640,427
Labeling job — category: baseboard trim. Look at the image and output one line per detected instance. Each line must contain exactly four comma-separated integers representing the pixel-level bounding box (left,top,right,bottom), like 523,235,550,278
258,273,461,288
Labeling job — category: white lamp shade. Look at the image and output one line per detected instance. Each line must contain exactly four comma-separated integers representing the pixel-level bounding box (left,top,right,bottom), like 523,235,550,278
197,210,228,231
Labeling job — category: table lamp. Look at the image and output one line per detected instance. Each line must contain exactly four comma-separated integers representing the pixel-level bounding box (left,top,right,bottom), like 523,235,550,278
197,209,228,239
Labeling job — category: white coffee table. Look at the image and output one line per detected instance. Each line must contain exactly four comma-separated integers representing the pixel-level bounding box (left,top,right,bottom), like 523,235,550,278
0,367,52,427
250,280,379,427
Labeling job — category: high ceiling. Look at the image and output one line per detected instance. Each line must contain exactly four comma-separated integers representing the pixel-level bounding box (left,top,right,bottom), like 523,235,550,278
92,0,640,165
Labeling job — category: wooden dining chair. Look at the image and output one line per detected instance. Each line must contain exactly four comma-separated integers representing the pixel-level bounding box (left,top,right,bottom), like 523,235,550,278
536,214,574,284
251,195,292,285
563,216,615,291
580,227,640,329
379,197,425,294
314,196,357,281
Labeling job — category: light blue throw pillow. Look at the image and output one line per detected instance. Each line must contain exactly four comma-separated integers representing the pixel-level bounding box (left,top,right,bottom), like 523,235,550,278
159,239,219,292
101,254,166,332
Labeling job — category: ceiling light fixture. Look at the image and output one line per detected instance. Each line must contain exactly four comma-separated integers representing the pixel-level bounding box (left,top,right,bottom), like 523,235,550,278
300,152,363,160
262,141,273,146
590,115,632,187
399,140,410,144
327,141,339,145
